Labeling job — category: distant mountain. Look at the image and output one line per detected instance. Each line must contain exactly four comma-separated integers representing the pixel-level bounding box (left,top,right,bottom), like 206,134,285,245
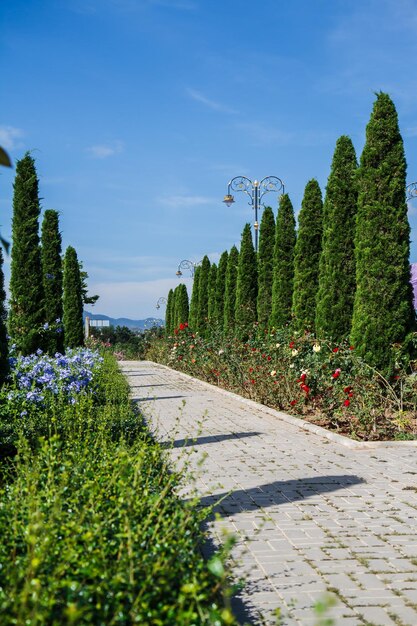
83,311,164,330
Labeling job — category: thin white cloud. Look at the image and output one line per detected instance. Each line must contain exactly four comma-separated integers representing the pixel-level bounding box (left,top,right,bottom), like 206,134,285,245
186,88,238,114
0,125,24,150
86,140,124,159
157,194,214,208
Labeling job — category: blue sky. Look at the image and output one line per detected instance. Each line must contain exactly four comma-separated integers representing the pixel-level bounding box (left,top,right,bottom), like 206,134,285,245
2,0,417,319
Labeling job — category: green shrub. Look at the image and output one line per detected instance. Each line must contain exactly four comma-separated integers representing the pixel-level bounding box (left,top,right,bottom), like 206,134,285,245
0,351,238,625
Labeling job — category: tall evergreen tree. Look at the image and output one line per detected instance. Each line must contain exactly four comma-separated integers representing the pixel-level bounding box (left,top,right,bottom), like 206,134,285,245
9,153,45,354
41,210,64,354
292,180,323,331
257,206,275,326
189,266,201,330
0,248,9,384
207,263,218,322
215,250,228,326
270,194,296,328
351,92,415,371
235,224,258,335
165,288,174,335
224,246,239,333
181,284,189,324
172,286,180,329
63,246,84,349
197,256,211,334
174,284,189,327
316,136,358,341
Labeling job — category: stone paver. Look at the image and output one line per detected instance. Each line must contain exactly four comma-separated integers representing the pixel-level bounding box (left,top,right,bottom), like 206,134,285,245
120,361,417,626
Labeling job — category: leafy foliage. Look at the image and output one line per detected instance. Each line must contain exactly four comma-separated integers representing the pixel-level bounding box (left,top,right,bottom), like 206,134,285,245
292,180,323,331
41,210,64,354
197,255,211,335
270,194,296,328
316,136,358,341
215,250,228,325
9,153,45,354
351,92,416,372
63,246,84,349
257,206,275,327
0,351,238,624
235,224,257,336
223,246,239,333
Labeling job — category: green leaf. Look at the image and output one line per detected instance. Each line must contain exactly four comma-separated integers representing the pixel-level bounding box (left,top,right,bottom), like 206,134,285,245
207,556,225,578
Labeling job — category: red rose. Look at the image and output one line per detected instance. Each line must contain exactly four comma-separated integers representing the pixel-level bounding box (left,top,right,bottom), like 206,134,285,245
344,399,350,407
289,341,295,348
179,323,186,331
301,384,310,394
290,400,297,406
332,347,339,353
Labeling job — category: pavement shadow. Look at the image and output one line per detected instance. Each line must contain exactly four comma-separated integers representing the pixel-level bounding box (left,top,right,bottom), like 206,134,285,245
132,395,187,403
132,383,168,388
161,431,262,449
194,474,365,518
122,372,157,377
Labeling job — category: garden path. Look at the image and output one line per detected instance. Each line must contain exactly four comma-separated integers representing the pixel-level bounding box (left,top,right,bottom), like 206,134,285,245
120,360,417,626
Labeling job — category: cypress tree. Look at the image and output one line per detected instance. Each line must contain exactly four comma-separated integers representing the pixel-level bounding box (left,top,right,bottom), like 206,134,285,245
41,210,64,354
63,246,84,349
292,180,323,331
270,194,296,329
351,92,415,371
224,245,239,333
316,136,358,341
0,248,9,384
165,289,174,335
172,286,180,329
215,250,228,325
174,284,189,327
180,284,189,324
257,206,276,327
197,256,211,335
207,263,218,322
9,152,45,354
189,266,201,331
235,224,258,335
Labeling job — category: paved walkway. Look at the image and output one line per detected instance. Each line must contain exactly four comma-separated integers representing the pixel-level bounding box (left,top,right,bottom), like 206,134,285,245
120,361,417,626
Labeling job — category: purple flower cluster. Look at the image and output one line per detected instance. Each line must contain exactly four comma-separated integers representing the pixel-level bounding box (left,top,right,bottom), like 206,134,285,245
7,348,103,408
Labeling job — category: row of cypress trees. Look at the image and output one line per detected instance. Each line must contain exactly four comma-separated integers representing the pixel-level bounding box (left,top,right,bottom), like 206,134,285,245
176,93,415,372
7,152,85,359
165,283,189,335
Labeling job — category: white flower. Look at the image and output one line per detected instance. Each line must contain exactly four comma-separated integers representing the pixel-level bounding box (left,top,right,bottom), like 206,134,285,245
218,349,225,355
289,363,295,369
291,349,298,356
270,370,277,377
313,343,321,353
276,343,281,348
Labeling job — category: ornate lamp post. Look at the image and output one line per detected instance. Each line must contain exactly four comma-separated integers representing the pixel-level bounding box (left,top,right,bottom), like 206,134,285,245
223,175,285,251
155,297,167,310
176,259,200,277
407,182,417,202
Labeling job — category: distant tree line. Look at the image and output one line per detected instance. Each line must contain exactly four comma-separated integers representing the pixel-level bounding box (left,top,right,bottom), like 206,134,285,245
166,93,415,374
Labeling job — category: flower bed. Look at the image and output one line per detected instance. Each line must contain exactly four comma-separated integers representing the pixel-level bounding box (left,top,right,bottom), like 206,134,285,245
0,349,238,624
146,325,417,441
